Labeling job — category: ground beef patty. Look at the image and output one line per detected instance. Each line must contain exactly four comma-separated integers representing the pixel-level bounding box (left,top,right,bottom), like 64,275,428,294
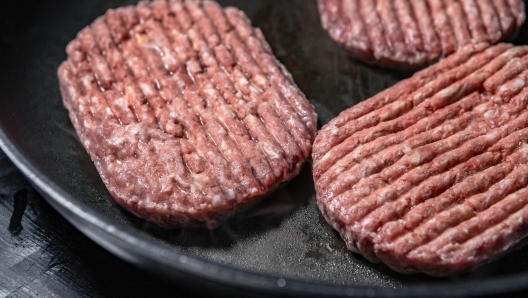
318,0,526,69
313,43,528,276
57,0,317,229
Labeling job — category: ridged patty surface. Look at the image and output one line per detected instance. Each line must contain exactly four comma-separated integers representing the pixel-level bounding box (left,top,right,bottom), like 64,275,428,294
318,0,525,69
58,0,317,228
313,43,528,275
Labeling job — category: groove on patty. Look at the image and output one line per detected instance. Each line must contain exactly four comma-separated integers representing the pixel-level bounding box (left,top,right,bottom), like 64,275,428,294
58,0,316,228
314,44,523,177
313,43,528,275
318,0,525,68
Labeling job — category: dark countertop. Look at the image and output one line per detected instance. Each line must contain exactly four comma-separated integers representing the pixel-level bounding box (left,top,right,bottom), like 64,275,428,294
0,149,194,298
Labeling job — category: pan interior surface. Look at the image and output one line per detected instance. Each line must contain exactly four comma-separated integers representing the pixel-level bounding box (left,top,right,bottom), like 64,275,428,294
2,0,528,296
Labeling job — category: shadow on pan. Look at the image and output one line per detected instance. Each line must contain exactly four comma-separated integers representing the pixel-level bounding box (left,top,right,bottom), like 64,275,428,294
130,165,314,249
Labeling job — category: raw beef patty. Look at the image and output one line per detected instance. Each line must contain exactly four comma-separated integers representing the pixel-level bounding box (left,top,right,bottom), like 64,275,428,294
58,0,317,228
318,0,526,69
313,43,528,275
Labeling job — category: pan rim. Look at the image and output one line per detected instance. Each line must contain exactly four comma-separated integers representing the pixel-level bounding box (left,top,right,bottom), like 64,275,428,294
2,125,528,298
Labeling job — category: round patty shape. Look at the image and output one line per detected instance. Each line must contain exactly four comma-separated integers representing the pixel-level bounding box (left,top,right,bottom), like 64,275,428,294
318,0,526,69
57,0,317,229
313,43,528,276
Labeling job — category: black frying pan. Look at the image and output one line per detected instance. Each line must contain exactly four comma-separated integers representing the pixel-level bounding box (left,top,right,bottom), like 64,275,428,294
2,0,528,297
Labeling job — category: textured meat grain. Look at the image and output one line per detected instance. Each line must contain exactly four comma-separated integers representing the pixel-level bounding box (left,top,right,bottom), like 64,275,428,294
313,43,528,275
318,0,525,69
58,0,317,229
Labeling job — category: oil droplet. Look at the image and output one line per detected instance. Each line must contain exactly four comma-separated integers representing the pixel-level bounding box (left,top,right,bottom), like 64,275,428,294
277,278,286,287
